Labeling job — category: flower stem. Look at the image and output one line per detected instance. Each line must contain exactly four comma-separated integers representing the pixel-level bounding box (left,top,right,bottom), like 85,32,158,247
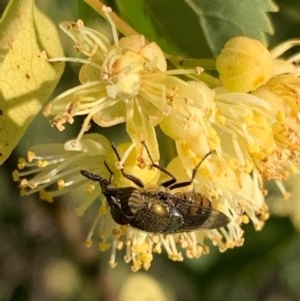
169,57,217,70
168,56,221,87
83,0,139,36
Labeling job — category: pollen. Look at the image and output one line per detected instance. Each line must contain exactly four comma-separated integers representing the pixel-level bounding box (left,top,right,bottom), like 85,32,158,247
40,189,54,203
17,158,27,169
242,215,250,224
99,242,111,251
168,252,184,262
27,151,36,162
19,178,30,189
57,178,65,190
84,239,93,248
83,183,97,195
99,203,108,215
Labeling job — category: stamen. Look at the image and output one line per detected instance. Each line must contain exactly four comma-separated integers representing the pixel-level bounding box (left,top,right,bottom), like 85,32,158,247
48,57,102,70
271,39,300,58
102,6,119,47
84,212,102,246
115,142,137,169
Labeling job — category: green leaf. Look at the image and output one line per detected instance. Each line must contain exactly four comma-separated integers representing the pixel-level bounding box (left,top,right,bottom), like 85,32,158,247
184,0,278,55
0,0,64,165
115,0,175,53
115,0,278,57
116,0,209,57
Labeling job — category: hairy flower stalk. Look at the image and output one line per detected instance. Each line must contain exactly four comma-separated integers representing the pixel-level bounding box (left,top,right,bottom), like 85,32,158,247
14,6,300,270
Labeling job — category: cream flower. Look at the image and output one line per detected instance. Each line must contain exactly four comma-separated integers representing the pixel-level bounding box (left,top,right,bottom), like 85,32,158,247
14,3,300,270
14,137,234,271
160,80,272,237
160,80,219,156
43,9,199,159
174,140,268,231
213,88,274,166
251,40,300,185
88,141,234,270
215,37,300,183
13,134,111,202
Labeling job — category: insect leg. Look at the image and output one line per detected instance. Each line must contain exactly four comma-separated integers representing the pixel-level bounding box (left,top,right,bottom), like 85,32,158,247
110,143,144,188
169,150,215,190
141,140,177,188
104,161,114,183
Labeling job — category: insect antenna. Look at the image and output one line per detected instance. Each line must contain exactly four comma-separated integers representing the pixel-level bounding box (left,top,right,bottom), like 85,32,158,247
80,170,110,188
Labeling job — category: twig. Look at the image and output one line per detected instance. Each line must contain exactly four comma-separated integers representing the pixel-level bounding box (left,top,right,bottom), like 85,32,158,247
83,0,139,36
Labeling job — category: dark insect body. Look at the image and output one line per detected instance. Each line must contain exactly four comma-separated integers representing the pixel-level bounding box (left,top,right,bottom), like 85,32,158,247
80,142,229,233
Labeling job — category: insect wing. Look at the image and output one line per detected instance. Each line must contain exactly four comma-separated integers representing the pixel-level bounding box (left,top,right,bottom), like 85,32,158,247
197,209,230,230
172,193,229,232
177,204,229,232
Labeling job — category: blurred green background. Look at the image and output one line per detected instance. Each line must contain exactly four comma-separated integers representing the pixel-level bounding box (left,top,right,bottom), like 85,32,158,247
1,0,300,300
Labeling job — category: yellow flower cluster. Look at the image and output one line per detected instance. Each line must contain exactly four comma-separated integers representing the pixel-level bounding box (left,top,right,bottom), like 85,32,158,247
14,7,300,271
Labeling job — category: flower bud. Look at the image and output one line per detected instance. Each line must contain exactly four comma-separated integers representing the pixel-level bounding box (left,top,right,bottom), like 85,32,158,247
216,36,274,92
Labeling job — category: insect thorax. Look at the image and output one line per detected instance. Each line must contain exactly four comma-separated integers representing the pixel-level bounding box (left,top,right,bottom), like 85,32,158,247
108,186,184,233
